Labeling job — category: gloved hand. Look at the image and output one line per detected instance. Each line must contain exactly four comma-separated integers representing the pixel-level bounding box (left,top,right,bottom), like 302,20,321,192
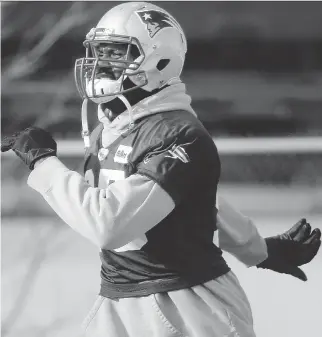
257,218,321,281
1,127,57,170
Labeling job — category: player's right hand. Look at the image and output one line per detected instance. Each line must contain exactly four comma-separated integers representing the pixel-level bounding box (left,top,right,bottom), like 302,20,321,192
257,218,321,281
1,127,57,170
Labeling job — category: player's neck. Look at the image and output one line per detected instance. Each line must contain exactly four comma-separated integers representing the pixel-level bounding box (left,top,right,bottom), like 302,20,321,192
101,78,168,121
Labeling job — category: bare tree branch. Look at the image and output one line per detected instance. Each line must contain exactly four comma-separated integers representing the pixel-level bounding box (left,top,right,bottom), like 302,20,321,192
2,2,96,83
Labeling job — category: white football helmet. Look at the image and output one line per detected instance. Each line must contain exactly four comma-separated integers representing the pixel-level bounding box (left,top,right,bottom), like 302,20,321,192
74,1,187,104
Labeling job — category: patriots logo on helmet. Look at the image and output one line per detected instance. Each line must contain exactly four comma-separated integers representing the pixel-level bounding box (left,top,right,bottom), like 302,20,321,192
136,10,178,38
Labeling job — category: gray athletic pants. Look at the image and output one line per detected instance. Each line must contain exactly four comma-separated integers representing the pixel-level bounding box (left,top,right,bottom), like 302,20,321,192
82,271,256,337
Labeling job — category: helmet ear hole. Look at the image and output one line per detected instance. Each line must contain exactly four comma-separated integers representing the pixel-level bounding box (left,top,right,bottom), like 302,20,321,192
156,59,170,71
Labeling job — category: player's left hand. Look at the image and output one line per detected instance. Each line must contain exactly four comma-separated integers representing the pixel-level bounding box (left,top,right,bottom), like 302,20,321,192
257,218,321,281
1,126,57,170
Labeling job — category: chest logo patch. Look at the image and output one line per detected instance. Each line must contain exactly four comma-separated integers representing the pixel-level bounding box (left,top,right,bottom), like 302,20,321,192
114,145,133,164
98,148,110,161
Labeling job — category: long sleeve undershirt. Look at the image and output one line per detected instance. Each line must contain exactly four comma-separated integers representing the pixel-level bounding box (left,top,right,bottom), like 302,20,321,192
28,156,267,266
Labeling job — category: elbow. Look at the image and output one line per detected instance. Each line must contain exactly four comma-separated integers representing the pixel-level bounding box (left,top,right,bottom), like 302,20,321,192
95,226,116,250
96,226,122,250
98,229,131,250
86,200,119,249
85,215,116,250
98,236,117,250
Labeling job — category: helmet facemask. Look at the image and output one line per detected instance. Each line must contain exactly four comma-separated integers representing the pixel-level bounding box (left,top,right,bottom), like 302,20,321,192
74,28,148,104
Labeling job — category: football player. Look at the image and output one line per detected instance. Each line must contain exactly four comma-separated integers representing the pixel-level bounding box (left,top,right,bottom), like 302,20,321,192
2,2,320,336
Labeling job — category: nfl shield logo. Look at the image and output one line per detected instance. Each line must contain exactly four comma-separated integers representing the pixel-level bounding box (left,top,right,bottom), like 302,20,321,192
98,148,109,161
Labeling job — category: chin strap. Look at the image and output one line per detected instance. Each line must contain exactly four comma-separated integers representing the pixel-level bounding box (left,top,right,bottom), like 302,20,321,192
81,98,90,149
116,94,135,130
81,94,135,150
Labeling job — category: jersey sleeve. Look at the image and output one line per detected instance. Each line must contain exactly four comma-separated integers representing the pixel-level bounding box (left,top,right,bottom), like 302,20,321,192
136,131,219,205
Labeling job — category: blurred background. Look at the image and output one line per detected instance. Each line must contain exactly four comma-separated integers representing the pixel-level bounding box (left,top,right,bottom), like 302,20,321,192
1,2,322,337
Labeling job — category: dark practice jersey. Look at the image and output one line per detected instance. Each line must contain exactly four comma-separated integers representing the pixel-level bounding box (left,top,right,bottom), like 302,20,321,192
84,110,230,299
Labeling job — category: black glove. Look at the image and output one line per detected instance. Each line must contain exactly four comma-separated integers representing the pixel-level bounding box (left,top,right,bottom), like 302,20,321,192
257,218,321,281
1,127,57,170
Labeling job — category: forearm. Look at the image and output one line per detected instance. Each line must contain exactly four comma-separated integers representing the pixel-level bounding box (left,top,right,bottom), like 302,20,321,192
28,157,175,249
216,196,268,266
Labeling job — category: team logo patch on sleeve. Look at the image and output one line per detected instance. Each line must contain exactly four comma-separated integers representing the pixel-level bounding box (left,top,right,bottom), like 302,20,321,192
165,142,192,163
114,145,133,164
144,140,195,164
136,10,179,38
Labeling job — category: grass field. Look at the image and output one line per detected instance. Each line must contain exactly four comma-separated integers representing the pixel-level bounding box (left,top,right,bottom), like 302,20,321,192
2,214,322,337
